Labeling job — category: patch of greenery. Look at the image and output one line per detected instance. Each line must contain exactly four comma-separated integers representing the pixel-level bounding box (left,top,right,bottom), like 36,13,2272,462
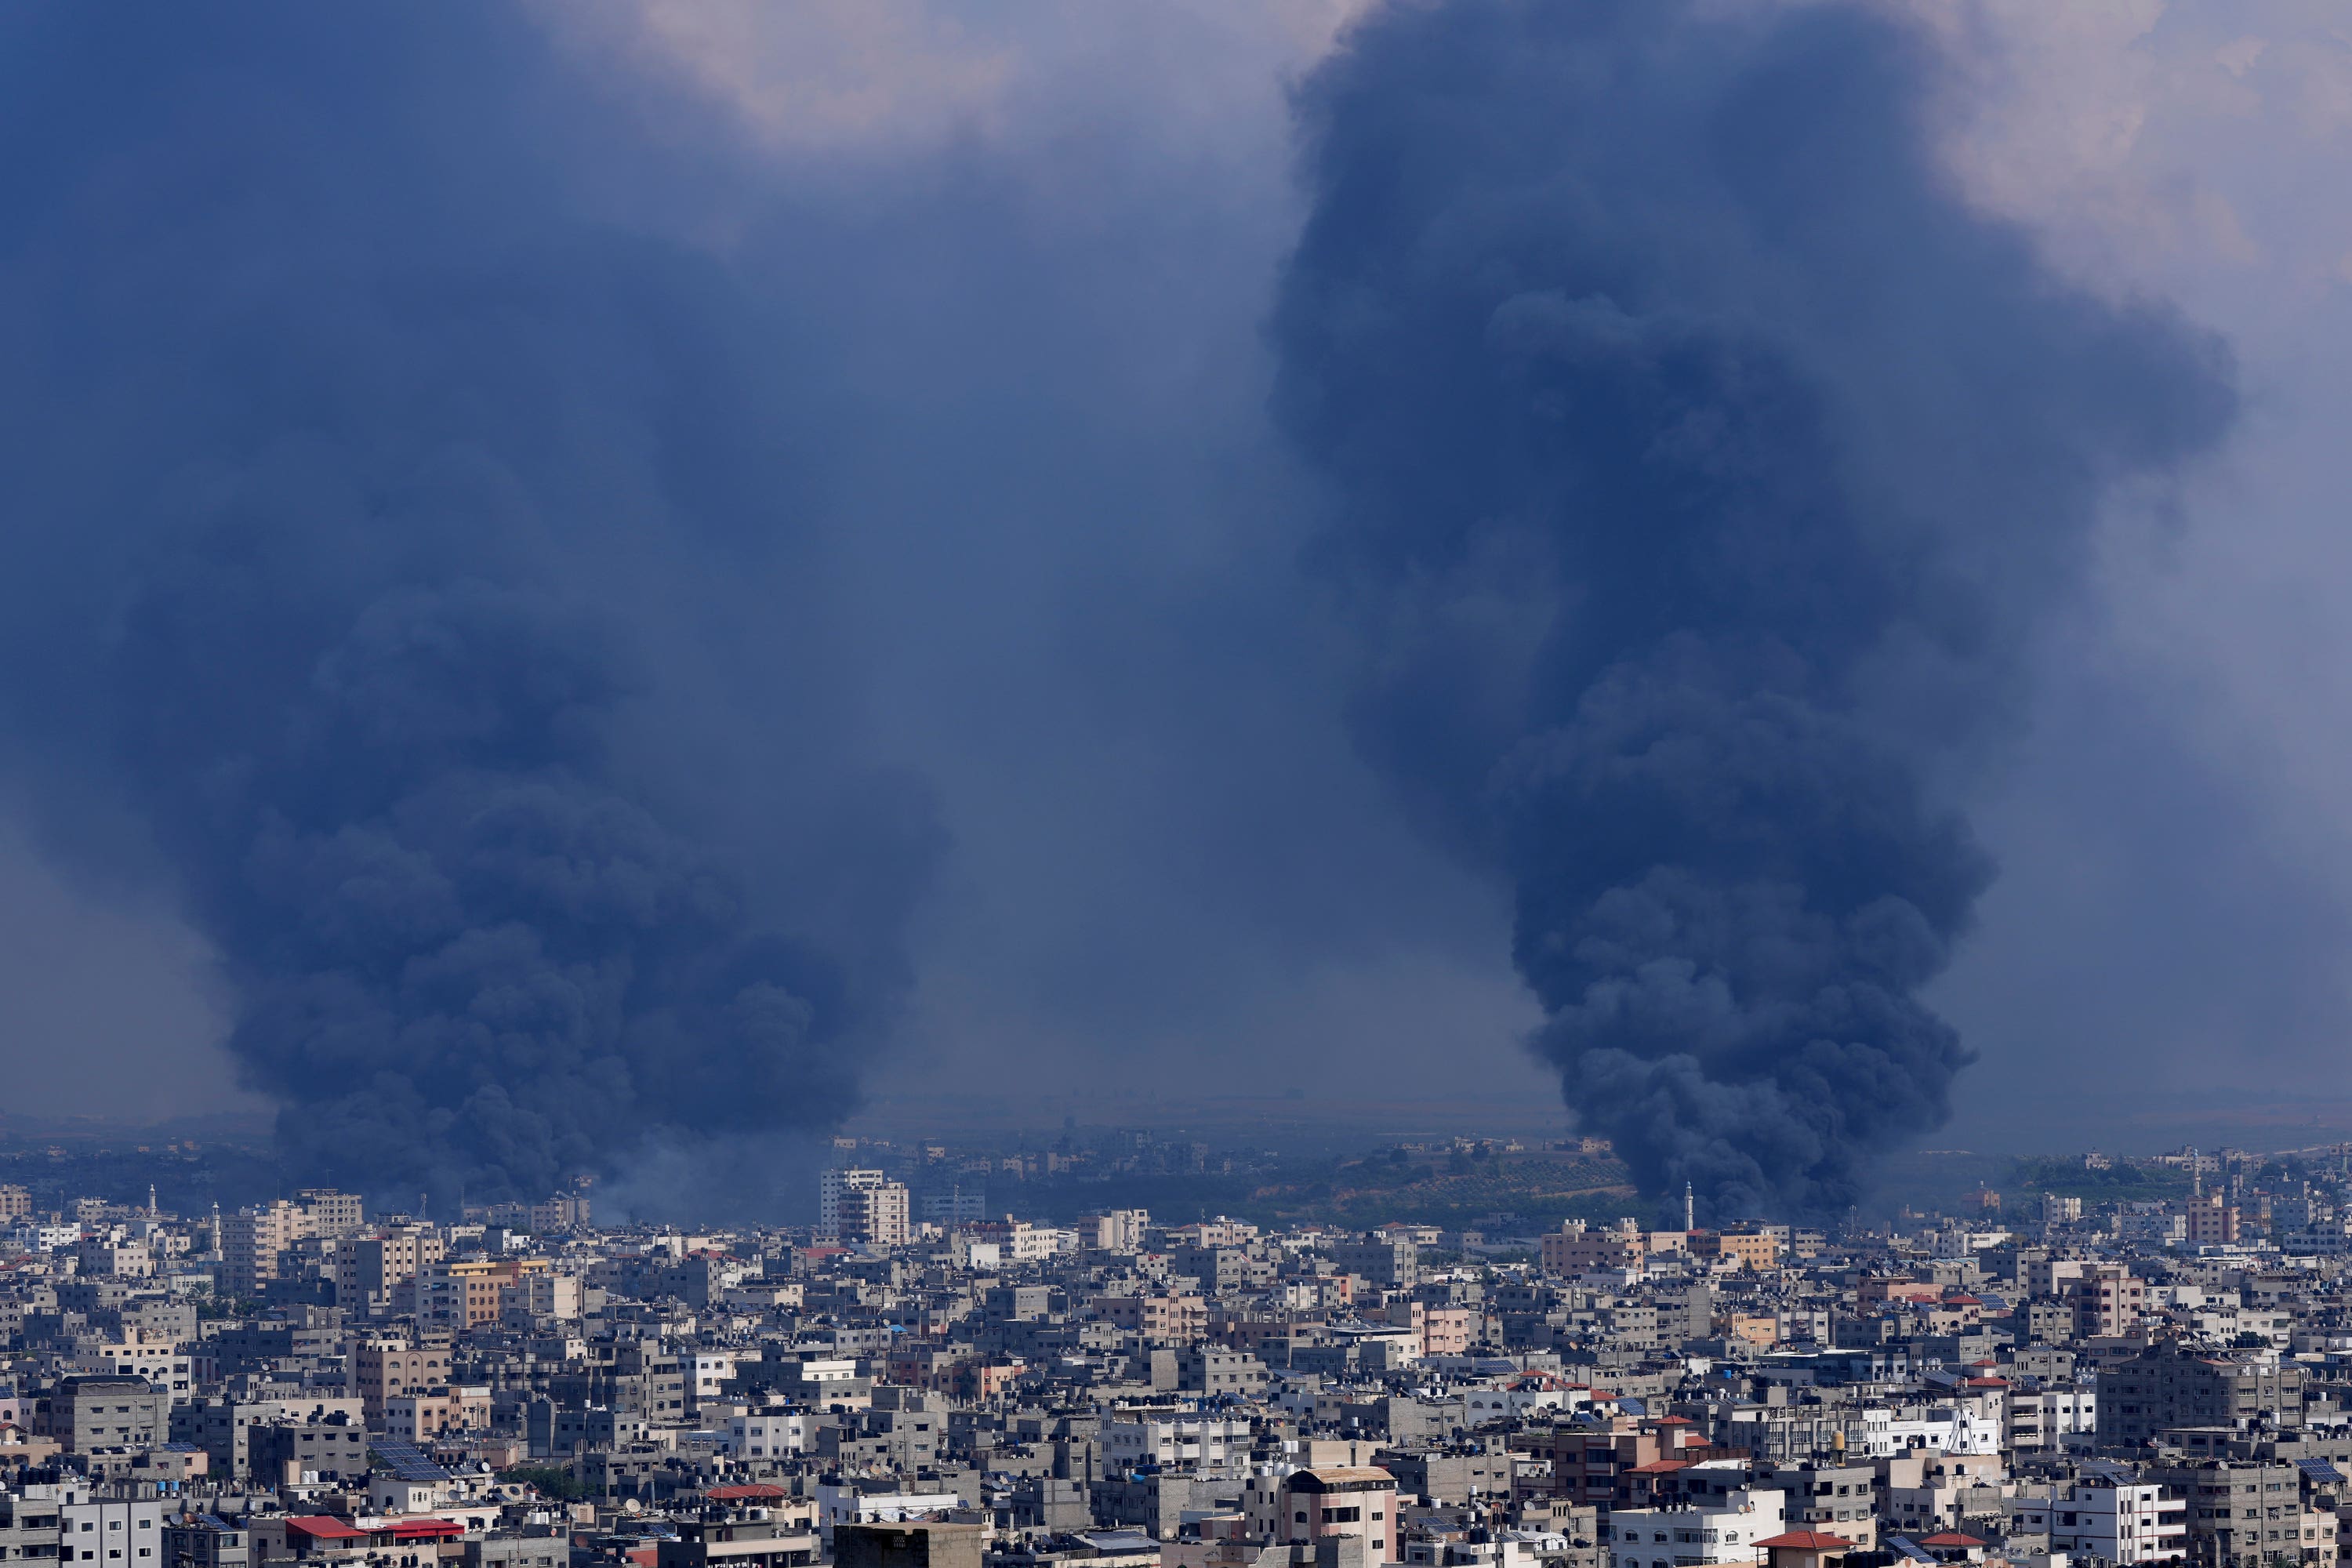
2009,1156,2190,1201
500,1465,590,1501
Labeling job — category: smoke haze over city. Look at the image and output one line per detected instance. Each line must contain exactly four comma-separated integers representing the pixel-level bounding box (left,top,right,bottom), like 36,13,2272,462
2,0,2351,1218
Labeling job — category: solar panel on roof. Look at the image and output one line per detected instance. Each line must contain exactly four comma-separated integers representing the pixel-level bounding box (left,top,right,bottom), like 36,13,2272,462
2301,1459,2345,1486
368,1437,455,1483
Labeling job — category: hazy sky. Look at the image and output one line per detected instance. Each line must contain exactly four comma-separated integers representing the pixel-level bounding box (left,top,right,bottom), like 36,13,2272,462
2,0,2348,1167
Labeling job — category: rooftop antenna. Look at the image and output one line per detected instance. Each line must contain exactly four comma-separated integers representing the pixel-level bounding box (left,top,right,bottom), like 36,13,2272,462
1684,1181,1695,1234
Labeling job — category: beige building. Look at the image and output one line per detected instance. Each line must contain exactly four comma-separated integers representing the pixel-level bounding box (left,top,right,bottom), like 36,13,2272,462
1095,1292,1207,1345
334,1224,446,1305
1077,1210,1152,1251
821,1169,911,1249
2183,1193,2241,1247
531,1192,593,1231
2067,1263,2145,1338
218,1201,302,1298
297,1188,365,1237
1693,1230,1784,1272
216,1190,364,1297
381,1384,492,1441
350,1334,455,1420
1278,1468,1400,1563
1544,1220,1644,1276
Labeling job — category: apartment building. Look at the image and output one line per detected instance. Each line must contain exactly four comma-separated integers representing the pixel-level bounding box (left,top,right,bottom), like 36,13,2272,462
821,1171,911,1249
1277,1469,1400,1563
2067,1263,2147,1338
1331,1236,1419,1290
2010,1483,2187,1566
348,1335,454,1421
332,1225,445,1305
58,1486,171,1568
2097,1348,2307,1446
1608,1487,1788,1568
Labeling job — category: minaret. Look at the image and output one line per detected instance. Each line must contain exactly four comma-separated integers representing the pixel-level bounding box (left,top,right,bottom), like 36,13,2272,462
147,1184,158,1217
2191,1147,2202,1200
1684,1181,1696,1233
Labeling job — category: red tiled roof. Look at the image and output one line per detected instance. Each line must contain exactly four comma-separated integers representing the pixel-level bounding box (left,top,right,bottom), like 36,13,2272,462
707,1485,788,1502
1757,1532,1855,1551
390,1520,466,1541
286,1519,365,1541
1628,1460,1691,1474
626,1551,657,1568
1653,1416,1695,1426
1920,1533,1986,1548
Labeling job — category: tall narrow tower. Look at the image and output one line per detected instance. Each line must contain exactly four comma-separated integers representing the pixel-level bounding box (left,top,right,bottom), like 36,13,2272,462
2190,1148,2202,1200
1684,1181,1695,1233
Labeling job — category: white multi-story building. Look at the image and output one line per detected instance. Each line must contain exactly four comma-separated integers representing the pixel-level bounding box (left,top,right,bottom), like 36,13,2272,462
2005,1387,2096,1452
689,1352,739,1403
1102,1417,1252,1473
721,1410,808,1459
59,1484,172,1568
812,1483,964,1543
2010,1483,2186,1566
1874,1403,2004,1457
1077,1210,1152,1251
66,1338,193,1405
1607,1489,1787,1568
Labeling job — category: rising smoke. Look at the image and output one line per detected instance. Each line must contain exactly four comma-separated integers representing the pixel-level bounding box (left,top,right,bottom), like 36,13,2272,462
1272,0,2237,1218
0,6,927,1205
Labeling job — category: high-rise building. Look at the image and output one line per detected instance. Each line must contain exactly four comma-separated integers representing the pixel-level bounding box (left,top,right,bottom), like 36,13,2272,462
297,1188,365,1237
2097,1346,2307,1446
217,1200,302,1298
820,1169,910,1249
334,1224,446,1306
531,1193,593,1232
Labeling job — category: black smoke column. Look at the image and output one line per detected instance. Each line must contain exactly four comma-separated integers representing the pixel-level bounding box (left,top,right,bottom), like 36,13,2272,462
1272,0,2234,1218
0,5,916,1204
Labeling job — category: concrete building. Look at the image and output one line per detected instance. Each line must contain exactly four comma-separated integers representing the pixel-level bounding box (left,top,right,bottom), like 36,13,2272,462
39,1378,168,1454
2065,1264,2146,1338
2009,1483,2186,1566
1076,1211,1152,1251
348,1335,454,1421
1607,1489,1788,1568
822,1171,912,1250
1277,1468,1402,1563
2097,1348,2307,1446
2149,1460,2310,1568
1102,1417,1250,1472
216,1203,300,1299
658,1501,820,1568
1690,1231,1783,1272
332,1225,445,1306
834,1523,982,1568
59,1485,172,1568
1331,1237,1419,1290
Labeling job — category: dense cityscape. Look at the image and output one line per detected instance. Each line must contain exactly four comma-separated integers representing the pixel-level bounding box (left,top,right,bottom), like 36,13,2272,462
1,9,2341,1568
3,1141,2352,1568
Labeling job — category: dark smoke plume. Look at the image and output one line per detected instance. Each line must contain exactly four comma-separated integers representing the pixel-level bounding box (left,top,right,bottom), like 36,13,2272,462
0,7,925,1203
1272,0,2235,1219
